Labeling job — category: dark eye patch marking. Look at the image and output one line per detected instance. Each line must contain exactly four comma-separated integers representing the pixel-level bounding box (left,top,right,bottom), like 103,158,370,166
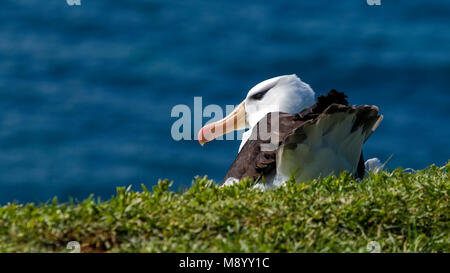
250,90,268,100
249,79,279,101
250,90,269,100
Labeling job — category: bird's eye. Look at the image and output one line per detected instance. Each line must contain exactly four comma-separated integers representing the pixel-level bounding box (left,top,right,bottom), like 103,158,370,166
250,89,269,100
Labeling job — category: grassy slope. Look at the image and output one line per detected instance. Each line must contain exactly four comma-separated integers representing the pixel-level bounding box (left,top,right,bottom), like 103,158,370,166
0,163,448,253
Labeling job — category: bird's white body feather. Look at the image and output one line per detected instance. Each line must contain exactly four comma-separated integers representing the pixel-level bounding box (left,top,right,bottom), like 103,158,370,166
273,111,366,187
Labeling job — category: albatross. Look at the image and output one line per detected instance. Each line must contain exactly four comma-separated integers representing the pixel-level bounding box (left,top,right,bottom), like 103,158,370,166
198,75,383,189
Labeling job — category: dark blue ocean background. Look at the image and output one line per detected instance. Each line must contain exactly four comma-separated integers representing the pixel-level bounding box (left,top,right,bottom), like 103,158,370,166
0,0,449,204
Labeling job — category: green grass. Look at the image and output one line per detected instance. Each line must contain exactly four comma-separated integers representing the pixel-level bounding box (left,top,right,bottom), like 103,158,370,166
0,163,449,253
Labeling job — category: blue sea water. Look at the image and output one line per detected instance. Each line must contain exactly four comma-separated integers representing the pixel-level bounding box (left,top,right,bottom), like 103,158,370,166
0,0,449,204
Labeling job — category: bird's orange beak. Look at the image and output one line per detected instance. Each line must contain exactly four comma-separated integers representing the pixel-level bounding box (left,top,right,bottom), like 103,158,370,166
198,100,246,146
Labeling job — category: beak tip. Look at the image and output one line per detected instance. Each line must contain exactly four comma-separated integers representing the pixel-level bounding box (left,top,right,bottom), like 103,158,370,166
198,128,206,146
198,138,205,146
196,100,246,147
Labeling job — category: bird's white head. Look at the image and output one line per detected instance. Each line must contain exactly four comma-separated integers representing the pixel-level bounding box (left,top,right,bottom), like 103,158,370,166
198,74,315,146
244,74,315,128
